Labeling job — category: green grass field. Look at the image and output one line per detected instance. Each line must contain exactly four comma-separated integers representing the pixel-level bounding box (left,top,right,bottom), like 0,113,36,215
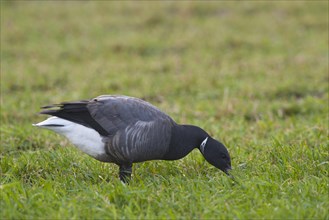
1,1,328,219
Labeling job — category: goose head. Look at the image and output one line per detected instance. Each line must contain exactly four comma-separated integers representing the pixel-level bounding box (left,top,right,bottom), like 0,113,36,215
200,137,231,175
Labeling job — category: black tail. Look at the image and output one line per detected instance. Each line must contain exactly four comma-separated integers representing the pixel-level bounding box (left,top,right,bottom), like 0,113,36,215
40,100,108,136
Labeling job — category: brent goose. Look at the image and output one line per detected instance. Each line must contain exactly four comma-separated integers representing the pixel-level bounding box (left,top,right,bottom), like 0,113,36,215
34,95,231,182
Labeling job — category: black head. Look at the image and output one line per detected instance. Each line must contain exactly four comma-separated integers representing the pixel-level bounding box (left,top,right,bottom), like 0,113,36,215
200,137,231,174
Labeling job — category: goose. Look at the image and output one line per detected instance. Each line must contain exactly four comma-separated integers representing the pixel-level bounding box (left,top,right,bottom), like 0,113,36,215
34,95,231,182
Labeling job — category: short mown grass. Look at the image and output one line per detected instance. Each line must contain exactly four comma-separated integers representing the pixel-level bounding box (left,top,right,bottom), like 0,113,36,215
1,1,328,219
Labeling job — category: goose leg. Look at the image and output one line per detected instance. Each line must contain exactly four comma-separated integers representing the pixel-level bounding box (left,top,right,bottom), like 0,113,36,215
119,164,132,183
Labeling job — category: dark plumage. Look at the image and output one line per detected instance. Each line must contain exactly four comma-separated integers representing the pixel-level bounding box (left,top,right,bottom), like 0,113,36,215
34,95,231,182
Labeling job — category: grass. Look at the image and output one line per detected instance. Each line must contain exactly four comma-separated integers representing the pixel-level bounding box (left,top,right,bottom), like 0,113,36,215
1,1,328,219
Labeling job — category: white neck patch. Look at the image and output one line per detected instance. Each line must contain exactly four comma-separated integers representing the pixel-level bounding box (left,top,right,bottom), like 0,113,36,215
200,137,208,154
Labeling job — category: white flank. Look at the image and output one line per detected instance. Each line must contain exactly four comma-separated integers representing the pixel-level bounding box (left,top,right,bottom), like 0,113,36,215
33,117,105,158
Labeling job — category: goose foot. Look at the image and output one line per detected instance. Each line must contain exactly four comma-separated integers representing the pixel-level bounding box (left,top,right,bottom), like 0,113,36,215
119,164,132,183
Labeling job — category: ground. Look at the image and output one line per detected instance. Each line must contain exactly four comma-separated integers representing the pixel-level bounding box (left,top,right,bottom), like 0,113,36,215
1,1,328,219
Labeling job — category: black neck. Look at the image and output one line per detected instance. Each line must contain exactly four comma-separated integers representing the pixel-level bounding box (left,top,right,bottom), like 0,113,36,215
163,124,208,160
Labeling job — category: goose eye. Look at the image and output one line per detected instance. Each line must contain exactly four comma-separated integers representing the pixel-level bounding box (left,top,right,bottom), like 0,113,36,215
221,154,227,159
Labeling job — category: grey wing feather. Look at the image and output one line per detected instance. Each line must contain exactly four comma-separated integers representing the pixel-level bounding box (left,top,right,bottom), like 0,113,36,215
87,95,174,135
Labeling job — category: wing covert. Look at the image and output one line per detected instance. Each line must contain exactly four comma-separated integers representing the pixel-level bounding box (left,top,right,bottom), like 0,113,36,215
87,95,174,136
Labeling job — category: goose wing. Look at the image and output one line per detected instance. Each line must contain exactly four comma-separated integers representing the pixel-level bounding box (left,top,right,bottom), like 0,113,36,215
40,95,174,136
86,95,174,135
